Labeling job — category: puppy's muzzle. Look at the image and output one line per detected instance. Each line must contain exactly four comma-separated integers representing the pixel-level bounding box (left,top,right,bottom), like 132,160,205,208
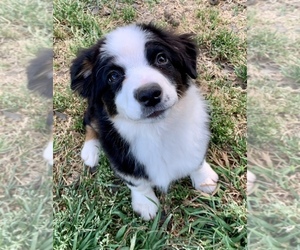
134,83,162,107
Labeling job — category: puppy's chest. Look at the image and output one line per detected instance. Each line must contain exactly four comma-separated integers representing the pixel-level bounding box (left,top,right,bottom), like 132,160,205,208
127,118,208,188
112,86,209,188
133,127,201,168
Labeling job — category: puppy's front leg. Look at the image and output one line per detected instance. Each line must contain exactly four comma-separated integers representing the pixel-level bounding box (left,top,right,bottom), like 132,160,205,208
127,181,159,221
81,124,100,169
190,160,219,194
247,170,256,194
43,126,53,166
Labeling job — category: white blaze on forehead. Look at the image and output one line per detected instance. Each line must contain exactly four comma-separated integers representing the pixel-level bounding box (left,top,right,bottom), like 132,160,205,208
101,25,149,67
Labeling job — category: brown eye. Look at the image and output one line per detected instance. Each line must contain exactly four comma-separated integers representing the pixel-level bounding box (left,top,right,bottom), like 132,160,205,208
108,70,122,84
156,52,168,65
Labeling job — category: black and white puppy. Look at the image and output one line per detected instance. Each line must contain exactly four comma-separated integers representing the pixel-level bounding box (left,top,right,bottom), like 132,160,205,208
71,24,219,220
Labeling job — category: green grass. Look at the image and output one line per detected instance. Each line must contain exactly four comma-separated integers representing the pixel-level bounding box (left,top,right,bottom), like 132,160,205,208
122,6,136,23
54,164,246,249
0,178,53,249
247,1,300,249
210,30,243,62
248,30,288,61
53,0,247,249
196,8,245,64
54,0,102,46
234,64,247,84
0,0,52,50
197,9,222,31
282,61,300,84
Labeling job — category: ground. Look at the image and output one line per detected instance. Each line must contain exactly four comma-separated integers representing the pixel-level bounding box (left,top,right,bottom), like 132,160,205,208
247,0,300,249
0,0,52,249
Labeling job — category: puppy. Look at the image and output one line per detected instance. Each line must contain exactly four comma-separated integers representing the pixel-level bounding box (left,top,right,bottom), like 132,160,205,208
27,48,53,166
71,24,219,220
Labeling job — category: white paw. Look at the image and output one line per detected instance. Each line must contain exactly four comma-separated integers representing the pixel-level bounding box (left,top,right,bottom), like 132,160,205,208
43,140,53,166
247,170,256,194
131,188,159,221
81,139,100,167
190,161,219,194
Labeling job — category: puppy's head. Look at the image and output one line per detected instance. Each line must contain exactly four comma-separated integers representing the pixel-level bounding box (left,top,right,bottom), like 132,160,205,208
71,24,197,121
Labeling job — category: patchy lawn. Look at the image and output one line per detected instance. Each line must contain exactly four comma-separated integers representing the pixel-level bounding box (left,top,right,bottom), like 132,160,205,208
0,0,52,249
247,0,300,249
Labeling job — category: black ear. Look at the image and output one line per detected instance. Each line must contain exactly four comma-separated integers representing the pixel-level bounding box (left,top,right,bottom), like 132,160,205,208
178,34,198,79
27,48,53,98
70,42,101,98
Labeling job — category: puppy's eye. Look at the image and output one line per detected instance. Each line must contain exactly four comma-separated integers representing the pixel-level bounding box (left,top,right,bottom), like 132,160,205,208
155,53,168,65
107,70,123,84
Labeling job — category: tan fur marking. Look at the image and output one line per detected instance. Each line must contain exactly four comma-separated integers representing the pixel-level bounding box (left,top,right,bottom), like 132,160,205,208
78,59,93,78
85,124,98,141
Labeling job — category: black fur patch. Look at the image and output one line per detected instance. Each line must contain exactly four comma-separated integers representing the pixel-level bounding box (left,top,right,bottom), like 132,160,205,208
145,41,189,97
27,48,53,98
139,23,198,79
84,107,148,180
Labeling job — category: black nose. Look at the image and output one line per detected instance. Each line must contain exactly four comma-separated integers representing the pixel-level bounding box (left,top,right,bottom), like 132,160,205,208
134,83,162,107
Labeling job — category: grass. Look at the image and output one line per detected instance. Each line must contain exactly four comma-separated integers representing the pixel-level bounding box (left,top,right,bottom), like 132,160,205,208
53,0,247,249
234,64,247,84
0,0,52,249
247,1,300,249
282,61,300,85
195,7,246,86
122,6,136,23
248,30,288,61
0,0,52,51
0,180,52,249
210,30,242,62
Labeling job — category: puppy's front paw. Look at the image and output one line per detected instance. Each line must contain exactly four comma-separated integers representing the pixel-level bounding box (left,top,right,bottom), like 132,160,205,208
131,190,159,221
247,170,256,194
43,140,53,166
190,161,219,194
81,139,100,167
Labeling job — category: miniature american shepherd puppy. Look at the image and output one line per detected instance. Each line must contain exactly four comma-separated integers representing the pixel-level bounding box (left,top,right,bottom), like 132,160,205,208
71,23,219,220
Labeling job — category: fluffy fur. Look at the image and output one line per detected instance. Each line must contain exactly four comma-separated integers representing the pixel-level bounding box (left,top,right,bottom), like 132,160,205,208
71,24,218,220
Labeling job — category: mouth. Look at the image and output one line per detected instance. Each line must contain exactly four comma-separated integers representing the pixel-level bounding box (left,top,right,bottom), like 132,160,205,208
146,109,166,118
142,102,176,120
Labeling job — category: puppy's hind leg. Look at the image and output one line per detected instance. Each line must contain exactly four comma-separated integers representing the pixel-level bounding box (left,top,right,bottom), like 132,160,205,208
190,160,219,194
43,124,53,166
247,170,256,194
81,124,100,172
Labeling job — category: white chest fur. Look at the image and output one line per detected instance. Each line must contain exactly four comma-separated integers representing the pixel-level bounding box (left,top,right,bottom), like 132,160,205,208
112,85,210,191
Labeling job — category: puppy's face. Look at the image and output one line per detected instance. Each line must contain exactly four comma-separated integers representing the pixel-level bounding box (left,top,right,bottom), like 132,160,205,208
71,24,197,121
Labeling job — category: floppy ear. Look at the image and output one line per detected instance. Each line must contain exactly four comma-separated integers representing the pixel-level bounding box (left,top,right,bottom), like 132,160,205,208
27,48,53,98
178,34,198,79
70,42,101,98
